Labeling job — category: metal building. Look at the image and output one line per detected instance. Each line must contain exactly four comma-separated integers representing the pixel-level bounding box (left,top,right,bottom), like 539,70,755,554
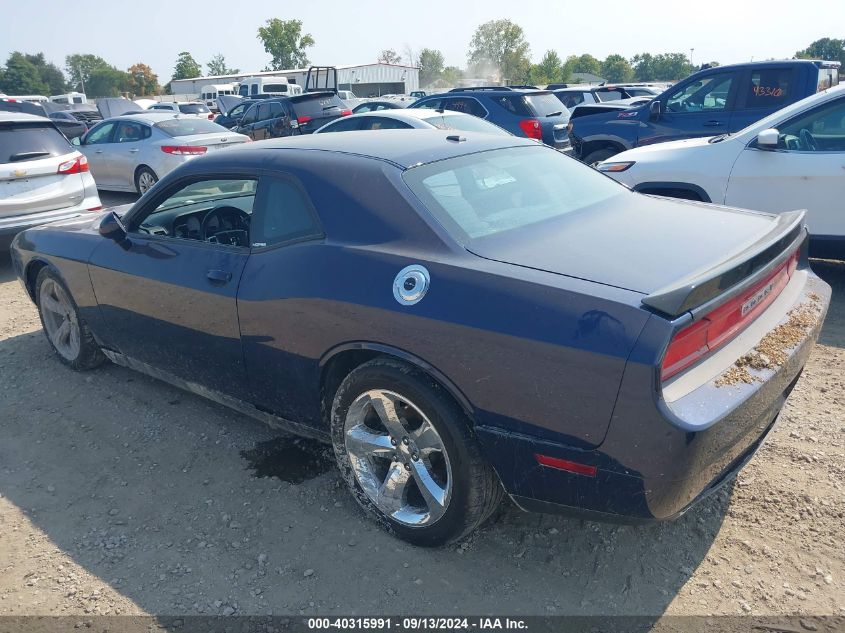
168,63,419,99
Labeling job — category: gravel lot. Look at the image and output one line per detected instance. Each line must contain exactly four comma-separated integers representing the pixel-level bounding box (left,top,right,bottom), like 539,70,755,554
0,199,843,618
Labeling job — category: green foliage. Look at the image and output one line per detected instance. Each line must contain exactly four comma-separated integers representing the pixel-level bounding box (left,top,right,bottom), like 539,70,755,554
378,49,402,65
631,52,694,81
418,48,445,86
601,54,633,83
87,67,129,98
172,52,202,81
795,38,845,66
0,52,48,94
568,54,601,76
22,53,66,94
257,19,314,71
207,54,239,76
468,19,531,84
65,53,111,90
529,50,568,85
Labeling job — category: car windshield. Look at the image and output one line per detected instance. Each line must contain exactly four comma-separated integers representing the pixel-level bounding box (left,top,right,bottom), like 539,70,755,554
154,119,228,137
0,122,72,163
422,114,510,136
153,179,257,212
596,90,625,101
403,145,623,243
179,104,210,114
524,93,569,117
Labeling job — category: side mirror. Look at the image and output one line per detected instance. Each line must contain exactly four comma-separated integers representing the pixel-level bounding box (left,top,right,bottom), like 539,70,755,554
649,100,662,120
756,128,779,150
99,211,128,245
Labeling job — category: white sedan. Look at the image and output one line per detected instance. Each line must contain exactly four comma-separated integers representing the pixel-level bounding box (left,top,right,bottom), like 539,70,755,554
598,84,845,259
313,108,511,136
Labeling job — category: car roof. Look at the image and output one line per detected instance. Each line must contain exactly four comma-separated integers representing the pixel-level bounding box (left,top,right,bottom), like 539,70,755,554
107,112,187,124
0,111,52,123
237,129,534,169
343,108,472,123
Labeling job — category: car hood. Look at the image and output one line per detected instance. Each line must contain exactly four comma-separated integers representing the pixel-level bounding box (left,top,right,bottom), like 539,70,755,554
467,191,787,297
216,95,243,116
97,98,144,119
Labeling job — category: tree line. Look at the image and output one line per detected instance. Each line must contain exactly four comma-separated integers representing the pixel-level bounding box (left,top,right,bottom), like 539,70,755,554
0,17,841,98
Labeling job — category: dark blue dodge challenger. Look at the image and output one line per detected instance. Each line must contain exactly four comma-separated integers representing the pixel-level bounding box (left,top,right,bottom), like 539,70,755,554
10,131,831,545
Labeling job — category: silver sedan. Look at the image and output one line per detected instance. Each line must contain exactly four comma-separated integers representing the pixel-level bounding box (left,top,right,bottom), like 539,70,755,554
73,113,249,194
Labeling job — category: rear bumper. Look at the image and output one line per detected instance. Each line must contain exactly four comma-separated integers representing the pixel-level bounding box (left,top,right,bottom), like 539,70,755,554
476,266,830,521
0,197,102,248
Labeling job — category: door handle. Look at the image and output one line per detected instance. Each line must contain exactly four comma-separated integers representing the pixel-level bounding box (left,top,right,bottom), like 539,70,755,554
703,120,724,127
129,148,139,153
206,269,232,284
95,149,104,153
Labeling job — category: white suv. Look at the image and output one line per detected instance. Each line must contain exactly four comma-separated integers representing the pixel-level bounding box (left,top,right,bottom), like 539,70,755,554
598,85,845,260
0,113,102,249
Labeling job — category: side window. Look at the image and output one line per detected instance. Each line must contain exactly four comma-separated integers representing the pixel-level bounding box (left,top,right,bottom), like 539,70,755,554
256,103,269,121
135,179,257,248
269,102,285,118
241,106,258,125
250,84,258,96
745,69,794,109
666,73,734,112
320,117,363,133
360,117,412,130
415,99,442,110
443,98,486,117
492,96,532,116
777,98,845,152
556,92,583,109
84,122,115,144
229,104,245,118
115,122,149,143
252,178,321,247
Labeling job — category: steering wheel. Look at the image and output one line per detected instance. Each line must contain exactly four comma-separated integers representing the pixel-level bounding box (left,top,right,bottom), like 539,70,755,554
799,128,818,152
200,205,250,242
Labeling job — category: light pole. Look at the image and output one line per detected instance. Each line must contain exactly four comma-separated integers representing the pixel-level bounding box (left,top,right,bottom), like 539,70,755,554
689,48,695,70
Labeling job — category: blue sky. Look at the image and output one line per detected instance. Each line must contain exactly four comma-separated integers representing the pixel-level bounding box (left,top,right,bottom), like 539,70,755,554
1,0,842,81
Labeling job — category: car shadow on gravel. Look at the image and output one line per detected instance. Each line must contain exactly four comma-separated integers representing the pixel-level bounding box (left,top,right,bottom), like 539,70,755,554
0,252,15,283
0,324,735,620
811,258,845,349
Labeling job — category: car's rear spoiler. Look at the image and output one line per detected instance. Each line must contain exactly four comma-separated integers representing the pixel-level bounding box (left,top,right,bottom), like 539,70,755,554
641,209,806,318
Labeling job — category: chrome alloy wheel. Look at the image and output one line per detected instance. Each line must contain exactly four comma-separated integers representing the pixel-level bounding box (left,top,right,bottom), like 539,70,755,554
138,171,157,193
39,278,81,361
344,389,453,526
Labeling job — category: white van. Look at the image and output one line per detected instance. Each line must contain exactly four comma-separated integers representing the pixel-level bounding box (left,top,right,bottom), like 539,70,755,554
200,84,237,110
237,76,303,98
49,92,88,105
7,95,49,103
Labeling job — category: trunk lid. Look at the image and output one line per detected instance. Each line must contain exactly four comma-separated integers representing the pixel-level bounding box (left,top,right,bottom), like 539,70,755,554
0,152,85,217
290,92,348,134
170,132,249,150
467,193,802,315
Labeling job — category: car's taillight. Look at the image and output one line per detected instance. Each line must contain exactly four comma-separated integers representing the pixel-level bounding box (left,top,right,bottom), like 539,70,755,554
297,115,312,124
661,249,799,381
340,109,352,117
160,145,207,155
518,118,542,139
57,155,89,174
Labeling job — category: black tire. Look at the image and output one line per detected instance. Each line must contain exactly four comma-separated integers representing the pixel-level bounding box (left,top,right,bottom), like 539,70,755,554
134,166,158,195
35,267,105,371
331,358,503,546
583,147,618,167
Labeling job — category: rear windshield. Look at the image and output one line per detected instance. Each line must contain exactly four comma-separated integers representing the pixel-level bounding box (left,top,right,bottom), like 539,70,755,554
290,93,346,117
424,114,510,136
263,84,288,93
403,145,621,243
179,104,210,114
595,90,625,101
0,123,71,163
154,119,228,137
523,93,569,117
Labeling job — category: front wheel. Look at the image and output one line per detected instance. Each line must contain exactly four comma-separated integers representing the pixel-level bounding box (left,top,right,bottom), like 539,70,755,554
35,268,105,370
331,358,503,546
